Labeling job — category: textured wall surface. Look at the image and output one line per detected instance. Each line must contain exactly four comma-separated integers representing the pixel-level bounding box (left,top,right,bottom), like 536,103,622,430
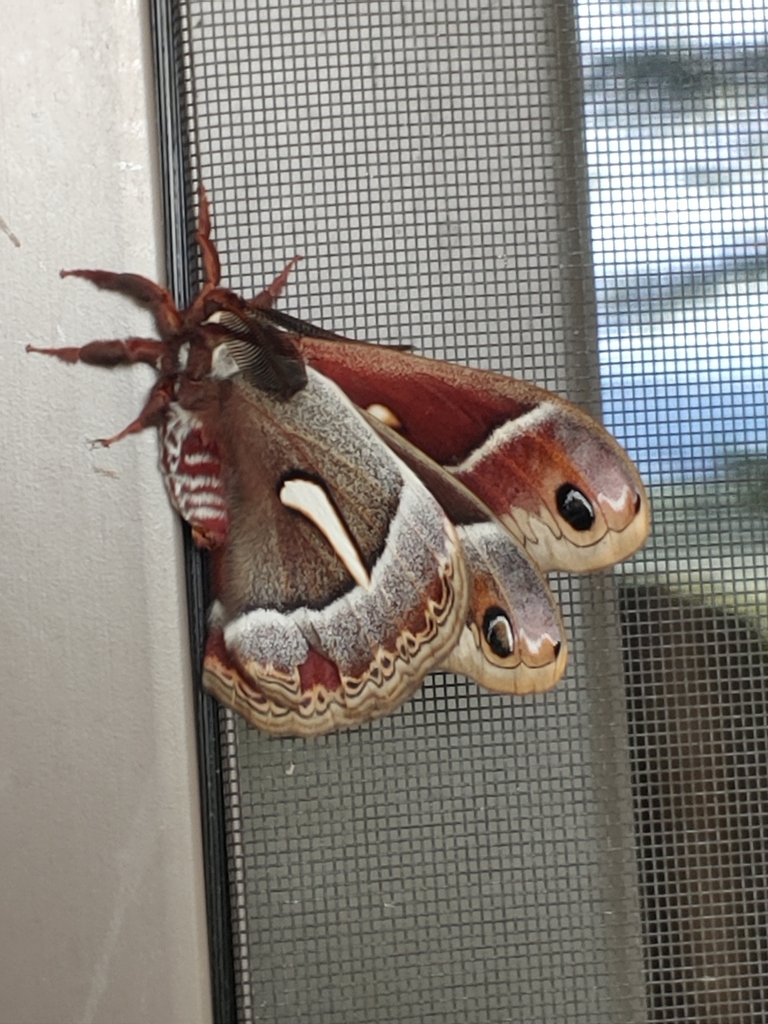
0,2,212,1021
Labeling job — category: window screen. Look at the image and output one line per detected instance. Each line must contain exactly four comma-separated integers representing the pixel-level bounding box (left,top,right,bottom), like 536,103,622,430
148,2,767,1022
579,4,768,1022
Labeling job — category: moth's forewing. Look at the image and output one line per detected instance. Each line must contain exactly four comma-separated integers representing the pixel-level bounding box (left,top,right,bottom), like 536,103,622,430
294,337,649,573
163,364,470,735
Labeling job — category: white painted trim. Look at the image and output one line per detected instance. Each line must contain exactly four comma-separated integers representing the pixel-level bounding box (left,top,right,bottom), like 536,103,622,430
0,3,212,1021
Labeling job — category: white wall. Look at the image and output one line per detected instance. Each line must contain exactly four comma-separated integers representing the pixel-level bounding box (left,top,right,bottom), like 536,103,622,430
0,2,212,1021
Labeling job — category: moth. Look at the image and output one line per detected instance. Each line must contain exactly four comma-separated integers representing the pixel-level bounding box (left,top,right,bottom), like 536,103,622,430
29,192,649,736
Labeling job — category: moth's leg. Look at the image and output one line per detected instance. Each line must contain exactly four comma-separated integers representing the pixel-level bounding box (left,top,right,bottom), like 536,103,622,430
27,337,165,367
249,256,303,309
92,377,175,447
195,189,221,288
60,269,182,336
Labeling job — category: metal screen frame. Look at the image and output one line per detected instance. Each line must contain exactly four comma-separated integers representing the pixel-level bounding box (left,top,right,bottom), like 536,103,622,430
149,2,239,1019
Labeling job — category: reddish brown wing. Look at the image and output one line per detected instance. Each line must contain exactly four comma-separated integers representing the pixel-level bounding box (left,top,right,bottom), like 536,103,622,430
290,336,649,573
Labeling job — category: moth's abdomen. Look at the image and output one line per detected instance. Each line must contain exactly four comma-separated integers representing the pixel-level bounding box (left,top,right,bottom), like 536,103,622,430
160,403,229,549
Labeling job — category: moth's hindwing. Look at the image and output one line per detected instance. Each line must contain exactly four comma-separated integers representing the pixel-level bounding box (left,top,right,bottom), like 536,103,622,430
443,522,567,694
370,417,567,696
165,368,469,736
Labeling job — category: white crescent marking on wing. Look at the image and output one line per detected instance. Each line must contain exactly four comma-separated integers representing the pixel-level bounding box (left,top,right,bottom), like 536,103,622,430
280,478,372,590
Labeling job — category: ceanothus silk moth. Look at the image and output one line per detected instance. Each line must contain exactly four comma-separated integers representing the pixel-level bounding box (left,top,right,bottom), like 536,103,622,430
29,191,649,736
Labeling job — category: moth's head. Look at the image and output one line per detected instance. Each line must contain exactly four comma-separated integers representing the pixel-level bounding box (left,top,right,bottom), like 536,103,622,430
202,308,308,398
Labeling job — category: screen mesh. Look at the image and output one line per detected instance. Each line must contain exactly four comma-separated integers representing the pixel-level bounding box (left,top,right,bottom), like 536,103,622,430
579,3,768,1022
152,1,767,1021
